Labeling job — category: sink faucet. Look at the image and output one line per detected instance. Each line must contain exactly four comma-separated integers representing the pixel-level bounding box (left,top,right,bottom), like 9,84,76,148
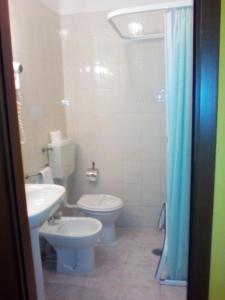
48,211,62,225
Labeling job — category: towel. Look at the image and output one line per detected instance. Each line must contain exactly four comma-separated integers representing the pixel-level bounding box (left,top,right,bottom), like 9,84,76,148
39,166,54,184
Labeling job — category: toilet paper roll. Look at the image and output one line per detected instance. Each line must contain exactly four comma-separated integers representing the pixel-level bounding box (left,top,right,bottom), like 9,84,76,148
86,169,99,182
50,130,62,145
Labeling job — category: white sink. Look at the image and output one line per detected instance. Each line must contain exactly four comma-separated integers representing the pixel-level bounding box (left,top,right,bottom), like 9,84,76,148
25,183,65,300
25,184,65,229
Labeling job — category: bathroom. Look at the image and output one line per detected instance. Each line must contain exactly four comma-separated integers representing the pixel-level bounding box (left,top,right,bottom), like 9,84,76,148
8,0,193,299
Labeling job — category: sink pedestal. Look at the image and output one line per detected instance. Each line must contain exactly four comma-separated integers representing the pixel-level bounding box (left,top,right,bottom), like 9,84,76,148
30,228,45,300
25,184,65,300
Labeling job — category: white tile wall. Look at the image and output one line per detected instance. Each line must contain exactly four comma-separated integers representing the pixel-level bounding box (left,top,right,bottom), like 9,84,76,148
9,3,167,227
9,0,66,176
61,11,167,228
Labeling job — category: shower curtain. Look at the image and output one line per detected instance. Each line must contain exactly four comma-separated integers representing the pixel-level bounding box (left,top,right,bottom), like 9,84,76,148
164,7,193,281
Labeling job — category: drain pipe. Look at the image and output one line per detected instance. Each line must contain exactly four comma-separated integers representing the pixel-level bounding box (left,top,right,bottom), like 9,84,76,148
59,177,78,210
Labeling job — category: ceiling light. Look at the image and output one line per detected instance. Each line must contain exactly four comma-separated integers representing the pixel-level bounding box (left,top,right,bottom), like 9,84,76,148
94,65,108,75
128,22,143,35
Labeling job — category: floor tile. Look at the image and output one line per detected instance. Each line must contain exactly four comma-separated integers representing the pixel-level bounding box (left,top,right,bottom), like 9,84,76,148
44,228,186,300
159,285,187,300
118,283,160,300
45,282,80,300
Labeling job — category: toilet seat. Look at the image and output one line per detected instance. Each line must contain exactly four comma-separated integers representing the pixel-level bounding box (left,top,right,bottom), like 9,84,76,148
77,194,123,212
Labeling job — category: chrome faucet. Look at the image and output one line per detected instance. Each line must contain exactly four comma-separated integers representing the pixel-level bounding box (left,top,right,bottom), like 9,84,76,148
48,211,62,225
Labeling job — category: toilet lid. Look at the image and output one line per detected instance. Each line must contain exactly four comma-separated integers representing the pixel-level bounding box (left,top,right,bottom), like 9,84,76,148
77,194,123,212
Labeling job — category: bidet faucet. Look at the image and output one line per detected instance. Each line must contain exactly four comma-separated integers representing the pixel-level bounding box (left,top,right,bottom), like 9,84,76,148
48,211,62,225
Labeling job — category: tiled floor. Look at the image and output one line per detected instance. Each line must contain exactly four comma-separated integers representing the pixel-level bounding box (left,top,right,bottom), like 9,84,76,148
44,228,187,300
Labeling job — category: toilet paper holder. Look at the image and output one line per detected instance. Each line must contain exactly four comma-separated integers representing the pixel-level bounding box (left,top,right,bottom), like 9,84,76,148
86,162,99,182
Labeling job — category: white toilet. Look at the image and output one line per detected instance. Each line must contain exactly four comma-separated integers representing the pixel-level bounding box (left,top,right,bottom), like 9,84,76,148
77,194,123,244
47,138,124,250
39,217,102,275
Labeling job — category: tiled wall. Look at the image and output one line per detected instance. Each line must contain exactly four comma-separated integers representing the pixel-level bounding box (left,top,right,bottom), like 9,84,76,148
61,12,167,227
9,0,66,176
9,2,167,227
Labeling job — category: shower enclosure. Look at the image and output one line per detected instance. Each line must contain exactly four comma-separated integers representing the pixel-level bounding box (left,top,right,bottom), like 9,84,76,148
108,0,193,286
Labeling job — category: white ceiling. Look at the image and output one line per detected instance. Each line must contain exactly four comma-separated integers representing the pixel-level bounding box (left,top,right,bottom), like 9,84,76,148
40,0,179,15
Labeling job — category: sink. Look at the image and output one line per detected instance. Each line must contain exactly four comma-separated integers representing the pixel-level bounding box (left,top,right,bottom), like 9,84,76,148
25,184,65,229
25,184,65,300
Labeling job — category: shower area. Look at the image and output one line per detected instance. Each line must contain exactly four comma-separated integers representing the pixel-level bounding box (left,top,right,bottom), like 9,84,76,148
9,0,193,298
64,0,193,285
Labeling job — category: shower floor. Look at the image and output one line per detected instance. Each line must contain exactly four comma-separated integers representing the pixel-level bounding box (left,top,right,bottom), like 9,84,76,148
44,228,186,300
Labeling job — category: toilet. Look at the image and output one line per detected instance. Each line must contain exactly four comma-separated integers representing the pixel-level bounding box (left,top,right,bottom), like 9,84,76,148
77,194,123,244
39,217,102,275
47,138,124,248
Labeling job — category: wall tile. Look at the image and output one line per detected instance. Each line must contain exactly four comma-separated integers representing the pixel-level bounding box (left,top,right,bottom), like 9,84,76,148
117,206,142,227
9,0,66,175
10,4,167,228
62,11,167,228
141,183,162,206
141,161,161,184
141,205,163,228
123,161,141,184
122,183,142,206
141,137,162,162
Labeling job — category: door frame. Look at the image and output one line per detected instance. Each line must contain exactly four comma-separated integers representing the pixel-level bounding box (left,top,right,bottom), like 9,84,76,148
0,1,37,299
0,0,221,299
188,0,220,298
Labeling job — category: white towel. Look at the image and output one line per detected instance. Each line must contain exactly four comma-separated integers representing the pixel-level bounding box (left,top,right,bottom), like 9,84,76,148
39,166,54,184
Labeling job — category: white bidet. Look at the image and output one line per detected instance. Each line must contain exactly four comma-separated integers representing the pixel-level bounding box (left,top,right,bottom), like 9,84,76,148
39,217,102,275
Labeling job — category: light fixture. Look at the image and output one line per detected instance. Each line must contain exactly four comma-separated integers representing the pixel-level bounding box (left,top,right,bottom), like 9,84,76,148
58,29,69,40
128,22,143,36
60,99,71,107
94,65,108,75
85,66,91,73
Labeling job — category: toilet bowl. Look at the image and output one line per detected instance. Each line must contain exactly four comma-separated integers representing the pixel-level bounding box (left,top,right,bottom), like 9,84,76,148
47,140,123,245
39,217,102,275
77,194,124,244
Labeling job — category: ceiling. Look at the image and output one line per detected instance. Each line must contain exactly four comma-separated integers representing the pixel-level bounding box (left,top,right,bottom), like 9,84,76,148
40,0,179,15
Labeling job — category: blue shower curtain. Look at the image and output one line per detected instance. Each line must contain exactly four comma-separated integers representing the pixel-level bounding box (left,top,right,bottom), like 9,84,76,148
165,7,193,281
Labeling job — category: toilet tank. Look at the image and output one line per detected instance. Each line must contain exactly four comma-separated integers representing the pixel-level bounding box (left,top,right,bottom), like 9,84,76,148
48,139,76,179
